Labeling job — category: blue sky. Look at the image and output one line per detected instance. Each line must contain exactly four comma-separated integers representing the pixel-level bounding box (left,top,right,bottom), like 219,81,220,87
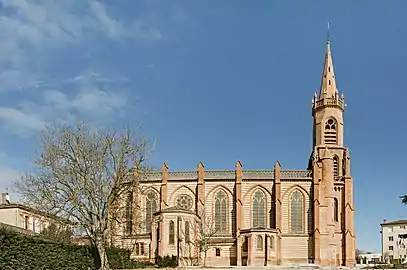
0,0,406,253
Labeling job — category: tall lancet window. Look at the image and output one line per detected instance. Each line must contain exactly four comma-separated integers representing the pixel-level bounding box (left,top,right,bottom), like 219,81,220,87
145,191,157,233
324,118,337,144
290,190,304,234
214,190,228,233
333,155,339,178
252,190,266,228
125,191,133,235
333,198,339,222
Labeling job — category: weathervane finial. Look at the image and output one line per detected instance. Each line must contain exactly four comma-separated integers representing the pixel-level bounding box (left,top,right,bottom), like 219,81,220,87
327,21,331,42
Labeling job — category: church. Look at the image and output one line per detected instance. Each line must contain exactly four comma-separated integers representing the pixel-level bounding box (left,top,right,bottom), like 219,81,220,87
111,37,356,267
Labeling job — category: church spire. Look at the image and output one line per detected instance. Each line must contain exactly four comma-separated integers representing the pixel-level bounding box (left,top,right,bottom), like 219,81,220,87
318,39,337,99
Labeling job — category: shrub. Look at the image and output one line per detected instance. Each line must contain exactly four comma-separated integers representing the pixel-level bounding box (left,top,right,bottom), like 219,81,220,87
0,227,156,270
0,227,94,270
156,255,178,268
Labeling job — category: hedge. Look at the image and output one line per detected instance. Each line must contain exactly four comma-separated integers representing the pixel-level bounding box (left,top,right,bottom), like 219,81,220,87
0,227,155,270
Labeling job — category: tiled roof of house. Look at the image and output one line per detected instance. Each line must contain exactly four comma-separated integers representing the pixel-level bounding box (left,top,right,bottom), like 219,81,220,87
381,220,407,226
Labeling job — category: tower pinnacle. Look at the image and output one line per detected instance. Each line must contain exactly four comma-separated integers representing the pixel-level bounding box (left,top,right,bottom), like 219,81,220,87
319,40,337,99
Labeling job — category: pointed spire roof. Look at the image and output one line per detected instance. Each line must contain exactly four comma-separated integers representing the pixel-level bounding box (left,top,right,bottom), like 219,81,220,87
318,40,338,99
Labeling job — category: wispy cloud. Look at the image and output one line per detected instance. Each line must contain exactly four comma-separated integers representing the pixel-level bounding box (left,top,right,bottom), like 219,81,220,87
0,0,161,91
0,72,129,135
0,0,160,135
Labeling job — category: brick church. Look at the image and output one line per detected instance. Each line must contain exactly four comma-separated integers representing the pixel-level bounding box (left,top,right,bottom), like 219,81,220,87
112,37,356,267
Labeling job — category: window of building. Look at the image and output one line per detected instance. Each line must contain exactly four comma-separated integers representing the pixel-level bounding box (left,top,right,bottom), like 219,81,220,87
176,194,193,210
333,156,339,178
389,246,394,251
333,198,339,222
185,221,190,243
140,243,145,255
252,190,266,228
214,190,228,233
126,191,133,235
324,119,337,144
215,248,221,257
290,190,304,233
32,218,36,233
169,220,175,244
401,226,406,229
389,236,394,241
24,216,29,230
146,191,157,233
242,237,248,252
269,236,274,249
256,235,263,251
135,243,145,256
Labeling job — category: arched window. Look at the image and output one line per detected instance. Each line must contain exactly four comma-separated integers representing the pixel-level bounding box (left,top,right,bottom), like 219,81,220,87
176,194,193,210
290,190,304,234
125,191,133,235
185,221,190,243
256,235,263,250
269,235,274,249
145,191,157,233
333,198,339,222
169,220,175,244
333,155,339,178
252,190,266,228
214,190,228,233
324,119,337,144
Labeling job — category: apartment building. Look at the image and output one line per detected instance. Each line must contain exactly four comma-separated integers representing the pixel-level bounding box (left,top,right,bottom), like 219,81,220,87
381,219,407,262
0,192,59,234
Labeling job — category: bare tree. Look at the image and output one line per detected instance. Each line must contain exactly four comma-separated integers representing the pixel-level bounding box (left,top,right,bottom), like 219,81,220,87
15,121,152,270
195,209,218,267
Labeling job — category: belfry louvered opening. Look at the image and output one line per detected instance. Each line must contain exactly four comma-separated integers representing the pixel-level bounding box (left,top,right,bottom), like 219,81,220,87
324,119,337,144
333,156,339,178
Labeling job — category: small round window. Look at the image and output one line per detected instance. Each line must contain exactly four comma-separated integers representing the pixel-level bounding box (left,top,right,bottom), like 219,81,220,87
176,194,193,210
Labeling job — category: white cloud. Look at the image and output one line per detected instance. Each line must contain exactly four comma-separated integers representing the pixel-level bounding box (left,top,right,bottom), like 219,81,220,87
0,107,47,133
0,72,129,136
0,0,159,135
0,151,21,195
0,0,161,92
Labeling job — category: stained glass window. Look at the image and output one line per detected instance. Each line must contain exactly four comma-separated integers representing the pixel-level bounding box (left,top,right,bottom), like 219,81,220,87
214,190,228,233
146,191,157,233
169,220,175,244
290,190,304,233
176,194,193,210
256,235,263,250
252,190,266,228
125,191,133,235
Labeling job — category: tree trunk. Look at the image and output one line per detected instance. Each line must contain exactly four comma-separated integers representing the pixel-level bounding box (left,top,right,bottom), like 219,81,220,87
96,238,110,270
203,250,207,267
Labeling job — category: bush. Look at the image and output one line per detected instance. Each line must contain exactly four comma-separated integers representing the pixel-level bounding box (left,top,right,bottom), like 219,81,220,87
0,227,94,270
0,227,155,270
156,255,178,268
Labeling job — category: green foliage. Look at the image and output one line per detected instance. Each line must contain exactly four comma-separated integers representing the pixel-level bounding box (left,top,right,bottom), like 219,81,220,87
0,227,156,270
39,221,73,243
0,227,94,270
156,255,178,268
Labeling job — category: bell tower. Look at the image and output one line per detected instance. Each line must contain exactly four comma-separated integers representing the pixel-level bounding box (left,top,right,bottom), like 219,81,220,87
310,36,356,266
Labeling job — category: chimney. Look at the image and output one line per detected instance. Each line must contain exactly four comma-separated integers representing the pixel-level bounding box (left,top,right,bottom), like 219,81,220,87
383,219,387,223
1,192,10,204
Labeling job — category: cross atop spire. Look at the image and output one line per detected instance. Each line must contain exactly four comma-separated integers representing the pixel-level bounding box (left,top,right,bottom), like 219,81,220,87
327,21,331,42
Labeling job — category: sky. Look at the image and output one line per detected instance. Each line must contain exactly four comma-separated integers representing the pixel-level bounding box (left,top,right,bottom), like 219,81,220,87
0,0,406,253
